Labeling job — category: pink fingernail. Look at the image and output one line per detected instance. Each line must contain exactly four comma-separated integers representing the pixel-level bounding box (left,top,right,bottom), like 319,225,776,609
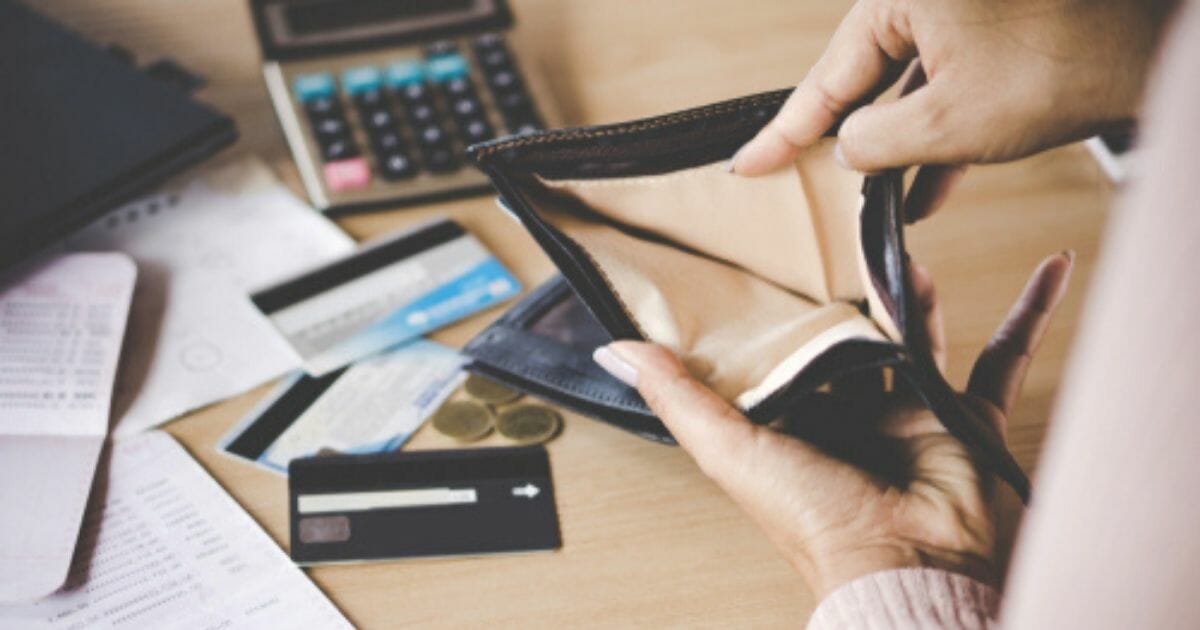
593,346,639,387
724,145,745,174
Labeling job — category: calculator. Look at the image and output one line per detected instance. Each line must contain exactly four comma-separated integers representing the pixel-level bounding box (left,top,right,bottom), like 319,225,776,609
250,0,561,212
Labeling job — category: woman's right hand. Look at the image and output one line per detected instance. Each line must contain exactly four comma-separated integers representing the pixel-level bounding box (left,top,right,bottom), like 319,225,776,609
732,0,1173,220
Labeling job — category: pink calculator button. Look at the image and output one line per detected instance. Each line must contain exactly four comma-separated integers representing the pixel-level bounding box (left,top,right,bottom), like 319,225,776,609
323,158,370,192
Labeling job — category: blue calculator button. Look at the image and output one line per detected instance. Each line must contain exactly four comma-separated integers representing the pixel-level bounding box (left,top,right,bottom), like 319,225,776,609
341,66,383,95
293,73,335,102
386,60,425,88
425,54,469,82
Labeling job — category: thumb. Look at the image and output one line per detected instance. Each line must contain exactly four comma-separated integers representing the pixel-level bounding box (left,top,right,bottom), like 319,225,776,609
593,341,759,476
836,82,965,172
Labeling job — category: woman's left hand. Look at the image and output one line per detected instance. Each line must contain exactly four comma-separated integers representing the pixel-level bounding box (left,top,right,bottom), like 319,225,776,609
592,253,1072,598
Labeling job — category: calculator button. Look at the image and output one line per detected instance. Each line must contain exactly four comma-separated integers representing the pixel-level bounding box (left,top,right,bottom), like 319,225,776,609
478,49,511,71
496,91,530,113
444,76,473,98
422,147,458,173
312,117,348,138
474,33,504,50
451,97,481,119
512,122,541,136
489,70,520,92
354,88,387,110
460,118,494,144
386,59,425,88
321,137,359,161
424,40,459,58
425,54,470,83
380,152,417,180
341,66,383,96
372,131,403,152
363,109,395,132
399,82,429,103
323,158,371,192
417,125,447,147
294,73,335,101
406,102,436,125
304,95,341,118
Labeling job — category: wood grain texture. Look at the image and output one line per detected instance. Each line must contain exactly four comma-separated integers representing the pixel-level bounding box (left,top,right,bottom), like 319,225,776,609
31,0,1114,626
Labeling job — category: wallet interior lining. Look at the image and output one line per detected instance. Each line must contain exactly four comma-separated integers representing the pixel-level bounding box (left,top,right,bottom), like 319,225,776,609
526,138,899,408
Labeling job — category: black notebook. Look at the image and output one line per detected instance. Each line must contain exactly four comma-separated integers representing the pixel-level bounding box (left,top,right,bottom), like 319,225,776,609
0,0,237,271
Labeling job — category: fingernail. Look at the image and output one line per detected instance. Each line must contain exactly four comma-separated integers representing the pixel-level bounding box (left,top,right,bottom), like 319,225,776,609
833,143,850,170
724,145,745,174
593,346,639,387
1062,249,1076,266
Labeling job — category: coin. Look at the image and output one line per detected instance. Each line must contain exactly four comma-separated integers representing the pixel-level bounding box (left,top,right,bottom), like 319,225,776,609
463,374,522,405
431,401,494,442
496,404,562,444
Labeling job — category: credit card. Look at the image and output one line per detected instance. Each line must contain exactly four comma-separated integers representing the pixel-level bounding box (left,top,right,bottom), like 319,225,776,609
219,339,465,474
251,219,520,376
288,446,560,564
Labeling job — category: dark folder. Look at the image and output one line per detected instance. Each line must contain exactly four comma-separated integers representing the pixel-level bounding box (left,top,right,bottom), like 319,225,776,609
0,0,237,271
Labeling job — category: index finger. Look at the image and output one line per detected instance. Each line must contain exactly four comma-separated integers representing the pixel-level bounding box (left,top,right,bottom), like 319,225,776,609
732,2,916,176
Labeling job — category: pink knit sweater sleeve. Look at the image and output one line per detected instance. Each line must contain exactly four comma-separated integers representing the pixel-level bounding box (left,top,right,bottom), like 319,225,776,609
805,569,998,630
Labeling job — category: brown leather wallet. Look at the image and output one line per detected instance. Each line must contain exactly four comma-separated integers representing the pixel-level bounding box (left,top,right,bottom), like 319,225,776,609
467,89,1031,502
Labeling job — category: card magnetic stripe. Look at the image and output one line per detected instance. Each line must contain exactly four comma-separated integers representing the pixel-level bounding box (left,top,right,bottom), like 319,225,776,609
251,219,465,314
223,368,347,461
289,446,551,493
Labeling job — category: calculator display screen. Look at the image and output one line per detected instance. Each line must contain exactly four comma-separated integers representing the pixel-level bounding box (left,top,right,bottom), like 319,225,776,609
253,0,512,59
286,0,475,36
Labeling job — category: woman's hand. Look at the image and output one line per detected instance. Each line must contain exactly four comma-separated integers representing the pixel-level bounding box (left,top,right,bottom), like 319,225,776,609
592,252,1073,597
732,0,1171,220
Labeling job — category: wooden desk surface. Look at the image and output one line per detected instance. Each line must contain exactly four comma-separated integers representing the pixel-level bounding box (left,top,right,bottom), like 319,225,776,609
37,1,1114,626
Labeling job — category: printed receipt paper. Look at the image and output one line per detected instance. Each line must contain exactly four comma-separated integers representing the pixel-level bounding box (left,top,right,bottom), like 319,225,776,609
0,253,136,603
61,156,354,436
0,432,351,629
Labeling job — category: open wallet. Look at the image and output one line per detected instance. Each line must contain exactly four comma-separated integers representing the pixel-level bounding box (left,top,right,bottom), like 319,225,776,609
463,89,1031,502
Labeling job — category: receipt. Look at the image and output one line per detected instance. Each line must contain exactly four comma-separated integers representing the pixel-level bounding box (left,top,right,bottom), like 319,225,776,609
61,155,354,436
0,253,136,603
0,431,352,629
221,339,465,474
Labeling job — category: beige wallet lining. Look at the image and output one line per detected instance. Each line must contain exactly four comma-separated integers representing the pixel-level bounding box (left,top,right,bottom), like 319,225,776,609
528,139,899,408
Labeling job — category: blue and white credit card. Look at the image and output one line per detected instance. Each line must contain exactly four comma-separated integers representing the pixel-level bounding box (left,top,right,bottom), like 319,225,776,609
219,339,466,475
251,219,521,376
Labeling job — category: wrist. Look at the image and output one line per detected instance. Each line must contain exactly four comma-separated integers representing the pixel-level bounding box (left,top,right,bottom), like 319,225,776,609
803,543,997,599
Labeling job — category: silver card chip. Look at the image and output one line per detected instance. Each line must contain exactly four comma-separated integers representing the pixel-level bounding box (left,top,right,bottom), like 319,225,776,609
298,515,351,544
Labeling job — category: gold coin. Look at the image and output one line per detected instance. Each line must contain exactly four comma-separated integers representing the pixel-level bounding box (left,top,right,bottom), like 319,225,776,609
496,404,562,444
431,401,493,442
463,374,523,405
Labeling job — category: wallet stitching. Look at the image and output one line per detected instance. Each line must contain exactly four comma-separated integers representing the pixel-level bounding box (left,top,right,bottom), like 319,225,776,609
472,93,786,158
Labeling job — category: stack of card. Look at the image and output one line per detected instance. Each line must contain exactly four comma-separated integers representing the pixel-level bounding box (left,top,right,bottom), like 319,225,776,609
222,217,522,472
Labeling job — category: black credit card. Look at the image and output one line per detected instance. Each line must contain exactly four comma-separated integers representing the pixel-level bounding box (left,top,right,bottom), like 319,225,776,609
288,446,560,564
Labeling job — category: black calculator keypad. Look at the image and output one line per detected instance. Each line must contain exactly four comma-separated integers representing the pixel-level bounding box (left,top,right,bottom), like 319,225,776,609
292,33,546,193
473,35,544,134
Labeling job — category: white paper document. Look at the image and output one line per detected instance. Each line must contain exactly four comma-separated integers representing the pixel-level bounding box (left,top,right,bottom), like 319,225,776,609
62,155,354,436
0,431,352,629
0,253,137,603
